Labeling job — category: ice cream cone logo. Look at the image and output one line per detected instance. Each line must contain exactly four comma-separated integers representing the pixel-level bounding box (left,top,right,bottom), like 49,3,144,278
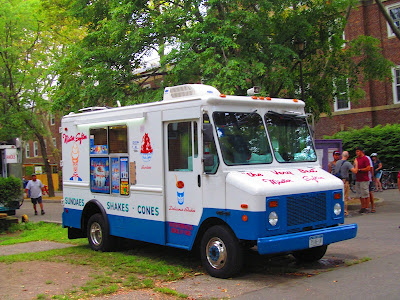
70,142,82,181
175,175,184,205
140,133,153,162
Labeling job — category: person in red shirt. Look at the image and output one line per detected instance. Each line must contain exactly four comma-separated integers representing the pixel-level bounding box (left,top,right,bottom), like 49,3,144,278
398,171,400,193
354,146,372,214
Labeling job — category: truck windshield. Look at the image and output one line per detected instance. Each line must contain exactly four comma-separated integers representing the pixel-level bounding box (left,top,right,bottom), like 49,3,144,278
213,112,272,165
265,111,317,163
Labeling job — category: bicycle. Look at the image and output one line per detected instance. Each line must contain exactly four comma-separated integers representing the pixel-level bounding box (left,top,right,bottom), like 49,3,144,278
381,168,398,190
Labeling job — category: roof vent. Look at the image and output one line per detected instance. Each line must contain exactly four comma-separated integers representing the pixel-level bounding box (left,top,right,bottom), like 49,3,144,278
78,107,108,113
163,84,220,101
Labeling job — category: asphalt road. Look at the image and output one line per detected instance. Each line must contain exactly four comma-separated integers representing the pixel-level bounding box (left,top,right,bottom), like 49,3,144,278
16,197,63,224
234,188,400,300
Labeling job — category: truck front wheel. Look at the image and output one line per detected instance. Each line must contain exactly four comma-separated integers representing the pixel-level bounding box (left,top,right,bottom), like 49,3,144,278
87,213,113,252
292,245,328,263
200,225,243,278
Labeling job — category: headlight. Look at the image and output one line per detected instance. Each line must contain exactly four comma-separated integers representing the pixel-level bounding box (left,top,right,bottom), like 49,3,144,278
334,203,342,216
269,211,278,226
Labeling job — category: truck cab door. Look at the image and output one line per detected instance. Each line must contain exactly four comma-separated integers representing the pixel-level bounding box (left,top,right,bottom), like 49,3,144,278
164,120,202,248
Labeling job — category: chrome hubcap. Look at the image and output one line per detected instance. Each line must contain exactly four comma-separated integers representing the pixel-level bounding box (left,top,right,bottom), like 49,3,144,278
90,222,102,246
206,237,227,269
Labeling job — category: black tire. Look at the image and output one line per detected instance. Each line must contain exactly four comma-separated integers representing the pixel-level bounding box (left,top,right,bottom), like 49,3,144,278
292,245,328,263
200,225,243,278
87,213,114,252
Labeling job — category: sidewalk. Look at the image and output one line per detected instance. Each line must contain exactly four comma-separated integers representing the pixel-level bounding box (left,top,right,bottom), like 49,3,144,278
347,190,385,212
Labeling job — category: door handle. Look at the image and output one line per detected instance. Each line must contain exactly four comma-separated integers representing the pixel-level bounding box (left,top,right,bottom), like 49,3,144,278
198,174,201,187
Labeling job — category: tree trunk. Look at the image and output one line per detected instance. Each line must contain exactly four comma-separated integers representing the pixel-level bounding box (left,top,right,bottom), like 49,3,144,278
36,133,55,197
375,0,400,41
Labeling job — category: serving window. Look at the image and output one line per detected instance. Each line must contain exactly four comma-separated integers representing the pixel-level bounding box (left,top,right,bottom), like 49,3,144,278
109,125,128,153
89,125,129,195
90,127,108,154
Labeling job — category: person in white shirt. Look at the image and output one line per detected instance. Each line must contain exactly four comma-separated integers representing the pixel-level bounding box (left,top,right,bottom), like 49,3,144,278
25,174,45,215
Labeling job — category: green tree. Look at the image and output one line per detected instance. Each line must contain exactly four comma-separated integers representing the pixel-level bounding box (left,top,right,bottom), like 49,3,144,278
52,0,175,112
328,124,400,169
164,0,393,117
54,0,393,118
0,0,81,196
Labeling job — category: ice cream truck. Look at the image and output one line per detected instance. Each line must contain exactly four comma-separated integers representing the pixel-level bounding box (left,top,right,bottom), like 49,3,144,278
61,84,357,278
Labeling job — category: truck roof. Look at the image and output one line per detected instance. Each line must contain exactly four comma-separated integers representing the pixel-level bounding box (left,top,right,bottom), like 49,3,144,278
62,84,306,123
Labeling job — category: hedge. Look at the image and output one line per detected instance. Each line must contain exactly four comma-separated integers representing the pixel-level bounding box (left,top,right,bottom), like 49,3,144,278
0,176,23,207
326,124,400,170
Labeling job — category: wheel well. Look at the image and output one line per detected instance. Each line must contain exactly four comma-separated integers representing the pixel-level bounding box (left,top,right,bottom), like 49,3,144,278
192,217,232,251
81,200,108,235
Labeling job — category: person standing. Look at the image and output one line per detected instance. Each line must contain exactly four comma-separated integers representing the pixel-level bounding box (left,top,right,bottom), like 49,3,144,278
334,151,358,216
371,153,383,192
366,154,376,213
354,146,372,214
329,150,341,174
397,170,400,195
25,174,45,215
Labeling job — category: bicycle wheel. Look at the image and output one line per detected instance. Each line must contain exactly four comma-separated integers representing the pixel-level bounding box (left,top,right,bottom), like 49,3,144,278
382,180,388,190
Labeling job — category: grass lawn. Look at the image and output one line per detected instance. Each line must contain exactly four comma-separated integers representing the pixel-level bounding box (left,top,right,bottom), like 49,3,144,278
0,222,198,299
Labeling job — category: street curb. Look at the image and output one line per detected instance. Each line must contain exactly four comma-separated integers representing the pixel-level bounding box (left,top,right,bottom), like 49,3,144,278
24,197,62,204
348,197,384,210
42,200,63,204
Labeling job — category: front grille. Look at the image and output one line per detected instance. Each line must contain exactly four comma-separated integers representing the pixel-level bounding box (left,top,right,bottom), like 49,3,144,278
287,192,327,227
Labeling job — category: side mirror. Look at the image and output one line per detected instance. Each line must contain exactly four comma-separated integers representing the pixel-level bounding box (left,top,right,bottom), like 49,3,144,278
203,123,214,143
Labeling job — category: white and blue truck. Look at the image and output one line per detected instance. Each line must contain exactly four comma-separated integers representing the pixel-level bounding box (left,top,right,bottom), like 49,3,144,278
61,84,357,278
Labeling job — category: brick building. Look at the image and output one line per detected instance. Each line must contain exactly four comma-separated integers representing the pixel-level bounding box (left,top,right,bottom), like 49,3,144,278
315,0,400,138
23,113,62,190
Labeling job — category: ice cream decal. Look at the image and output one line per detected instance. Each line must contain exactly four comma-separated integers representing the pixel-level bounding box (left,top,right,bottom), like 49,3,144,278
63,132,87,181
70,142,82,181
140,133,153,162
175,175,185,205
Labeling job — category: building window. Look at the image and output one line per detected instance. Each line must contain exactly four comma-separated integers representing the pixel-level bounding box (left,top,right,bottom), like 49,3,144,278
50,114,55,125
334,77,351,111
393,66,400,103
26,144,30,158
53,138,57,148
387,3,400,37
34,141,38,157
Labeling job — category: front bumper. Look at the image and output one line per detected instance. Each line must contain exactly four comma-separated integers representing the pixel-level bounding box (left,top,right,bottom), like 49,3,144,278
257,223,357,255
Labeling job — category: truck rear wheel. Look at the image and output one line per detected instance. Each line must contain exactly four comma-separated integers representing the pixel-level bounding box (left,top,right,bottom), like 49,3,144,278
87,213,114,252
292,245,328,263
200,225,243,278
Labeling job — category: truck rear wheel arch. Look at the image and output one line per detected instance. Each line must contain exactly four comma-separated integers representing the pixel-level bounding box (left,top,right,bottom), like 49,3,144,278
81,200,109,236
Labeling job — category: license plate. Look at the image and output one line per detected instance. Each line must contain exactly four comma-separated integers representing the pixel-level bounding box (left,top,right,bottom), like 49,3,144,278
309,234,323,248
